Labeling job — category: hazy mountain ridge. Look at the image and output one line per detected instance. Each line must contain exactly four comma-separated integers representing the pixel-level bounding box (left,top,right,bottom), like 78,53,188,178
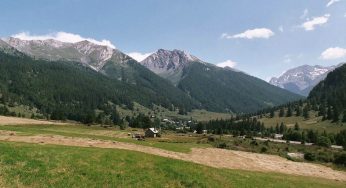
4,37,117,71
269,64,342,96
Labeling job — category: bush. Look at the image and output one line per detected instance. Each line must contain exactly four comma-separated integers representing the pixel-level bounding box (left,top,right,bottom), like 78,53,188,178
208,136,216,142
217,142,227,149
304,152,316,161
334,152,346,166
260,147,268,153
316,136,331,147
316,151,334,163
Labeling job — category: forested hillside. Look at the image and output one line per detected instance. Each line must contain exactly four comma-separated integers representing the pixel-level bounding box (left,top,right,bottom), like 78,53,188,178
178,62,302,113
308,63,346,121
0,51,199,123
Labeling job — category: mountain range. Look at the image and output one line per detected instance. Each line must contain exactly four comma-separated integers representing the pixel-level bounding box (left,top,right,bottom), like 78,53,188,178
269,64,342,96
0,37,302,118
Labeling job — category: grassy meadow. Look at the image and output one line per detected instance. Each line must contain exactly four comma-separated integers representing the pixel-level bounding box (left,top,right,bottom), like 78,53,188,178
0,141,345,188
0,124,209,153
259,111,346,133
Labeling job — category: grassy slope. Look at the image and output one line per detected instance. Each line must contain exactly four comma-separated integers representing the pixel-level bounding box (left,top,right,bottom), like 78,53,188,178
0,124,209,153
259,111,346,133
0,142,344,188
117,103,233,122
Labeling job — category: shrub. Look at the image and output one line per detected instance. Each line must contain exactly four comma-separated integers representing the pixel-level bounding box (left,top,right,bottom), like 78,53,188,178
334,152,346,166
316,151,334,163
217,142,227,149
316,136,331,147
260,147,268,153
304,152,316,161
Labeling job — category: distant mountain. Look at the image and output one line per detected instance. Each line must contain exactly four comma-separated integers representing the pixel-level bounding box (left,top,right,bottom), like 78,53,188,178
5,37,115,71
140,49,302,113
269,64,342,96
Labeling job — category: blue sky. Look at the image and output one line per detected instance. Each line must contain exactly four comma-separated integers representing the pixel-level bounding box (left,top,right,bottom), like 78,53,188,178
1,0,346,80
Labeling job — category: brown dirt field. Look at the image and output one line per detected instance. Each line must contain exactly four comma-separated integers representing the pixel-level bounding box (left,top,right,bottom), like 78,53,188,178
0,131,345,182
0,116,67,125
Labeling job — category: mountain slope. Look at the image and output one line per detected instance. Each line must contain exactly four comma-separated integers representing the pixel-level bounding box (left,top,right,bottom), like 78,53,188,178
269,64,341,96
308,64,346,113
2,38,199,112
0,49,199,122
141,49,302,113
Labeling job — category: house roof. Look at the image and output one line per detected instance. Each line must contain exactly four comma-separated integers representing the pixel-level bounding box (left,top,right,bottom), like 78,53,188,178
148,128,159,133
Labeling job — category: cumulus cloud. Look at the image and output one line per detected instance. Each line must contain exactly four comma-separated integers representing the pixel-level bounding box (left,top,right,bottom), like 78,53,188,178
301,14,330,31
326,0,341,7
221,28,274,39
127,52,153,62
216,60,238,68
320,47,346,60
11,32,116,48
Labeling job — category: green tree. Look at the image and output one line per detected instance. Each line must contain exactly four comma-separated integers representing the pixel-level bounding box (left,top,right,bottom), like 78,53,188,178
279,108,285,117
303,106,309,119
317,136,331,147
294,122,300,131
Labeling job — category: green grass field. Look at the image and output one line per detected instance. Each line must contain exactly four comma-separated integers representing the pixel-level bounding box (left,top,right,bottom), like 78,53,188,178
0,124,209,153
0,141,344,188
259,112,346,133
117,103,233,122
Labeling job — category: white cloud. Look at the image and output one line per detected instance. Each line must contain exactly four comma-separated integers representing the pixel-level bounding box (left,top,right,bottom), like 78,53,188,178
11,31,116,49
127,52,153,62
300,9,309,19
320,47,346,60
301,14,330,31
221,28,274,39
326,0,341,7
217,60,238,68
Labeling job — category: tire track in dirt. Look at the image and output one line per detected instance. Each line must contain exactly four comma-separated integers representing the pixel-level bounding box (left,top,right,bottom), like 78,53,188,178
0,132,345,182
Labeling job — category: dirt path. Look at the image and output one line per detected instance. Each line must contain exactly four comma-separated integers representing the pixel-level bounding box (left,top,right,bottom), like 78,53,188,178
0,131,345,181
0,116,67,125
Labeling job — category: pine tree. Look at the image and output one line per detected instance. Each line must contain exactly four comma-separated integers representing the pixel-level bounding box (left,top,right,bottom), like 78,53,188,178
279,122,286,134
295,106,301,116
286,107,292,117
327,106,333,120
279,108,285,117
303,106,309,119
333,107,339,122
294,122,300,131
270,110,275,118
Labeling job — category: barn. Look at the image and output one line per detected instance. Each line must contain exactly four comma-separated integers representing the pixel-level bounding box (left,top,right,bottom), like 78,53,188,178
145,128,159,138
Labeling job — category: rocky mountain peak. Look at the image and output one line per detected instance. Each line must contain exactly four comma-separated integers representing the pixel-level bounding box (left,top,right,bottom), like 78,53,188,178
140,49,200,72
269,64,342,96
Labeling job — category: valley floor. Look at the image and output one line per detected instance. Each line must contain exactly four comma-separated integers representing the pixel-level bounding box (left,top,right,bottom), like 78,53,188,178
0,130,345,182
